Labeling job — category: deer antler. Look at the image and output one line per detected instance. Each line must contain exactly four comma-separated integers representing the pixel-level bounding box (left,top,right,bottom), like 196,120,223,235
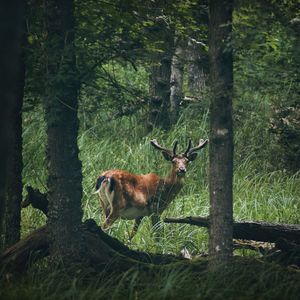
184,139,192,156
150,139,178,156
185,139,209,157
172,140,178,155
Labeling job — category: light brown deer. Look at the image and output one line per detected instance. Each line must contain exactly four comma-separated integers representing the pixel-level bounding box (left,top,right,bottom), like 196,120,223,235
95,138,208,236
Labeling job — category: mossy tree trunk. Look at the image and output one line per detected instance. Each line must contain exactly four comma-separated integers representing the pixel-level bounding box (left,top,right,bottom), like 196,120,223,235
0,1,25,252
44,0,84,261
208,0,234,269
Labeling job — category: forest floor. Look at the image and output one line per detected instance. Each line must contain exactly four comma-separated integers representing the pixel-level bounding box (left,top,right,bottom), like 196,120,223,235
1,256,300,300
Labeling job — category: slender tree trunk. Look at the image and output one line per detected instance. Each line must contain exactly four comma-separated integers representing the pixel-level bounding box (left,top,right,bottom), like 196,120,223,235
44,0,84,261
208,0,234,269
147,23,174,132
148,57,172,132
0,1,25,252
187,38,208,95
170,38,184,125
187,0,209,98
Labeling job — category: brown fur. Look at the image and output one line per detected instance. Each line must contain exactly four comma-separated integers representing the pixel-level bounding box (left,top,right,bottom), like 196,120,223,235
95,139,208,235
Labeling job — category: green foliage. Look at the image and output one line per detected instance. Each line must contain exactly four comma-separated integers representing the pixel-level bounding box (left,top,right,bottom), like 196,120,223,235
234,4,296,98
79,63,149,131
233,1,299,172
270,104,300,172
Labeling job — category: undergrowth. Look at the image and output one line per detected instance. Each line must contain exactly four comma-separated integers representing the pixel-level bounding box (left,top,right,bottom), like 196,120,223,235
21,103,300,254
15,98,300,300
1,257,300,300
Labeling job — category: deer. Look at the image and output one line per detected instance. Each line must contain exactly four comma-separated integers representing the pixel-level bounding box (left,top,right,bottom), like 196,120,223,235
95,138,208,237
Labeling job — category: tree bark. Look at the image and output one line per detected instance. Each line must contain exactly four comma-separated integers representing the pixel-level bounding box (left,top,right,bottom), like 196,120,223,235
0,1,25,252
147,20,174,132
148,58,172,132
186,38,208,96
170,38,184,125
187,0,209,98
164,217,300,244
208,0,234,268
44,0,84,261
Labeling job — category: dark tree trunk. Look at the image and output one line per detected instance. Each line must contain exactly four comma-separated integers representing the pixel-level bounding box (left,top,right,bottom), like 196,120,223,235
147,22,174,132
170,38,184,125
208,0,234,268
44,0,84,261
0,1,25,252
148,58,172,132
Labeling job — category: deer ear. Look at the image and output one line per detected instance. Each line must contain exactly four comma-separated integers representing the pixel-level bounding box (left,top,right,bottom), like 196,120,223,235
187,152,198,161
162,151,173,161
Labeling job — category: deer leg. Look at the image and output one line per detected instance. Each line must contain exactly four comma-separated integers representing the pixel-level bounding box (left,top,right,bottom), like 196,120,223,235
103,212,118,229
102,203,119,229
129,217,143,239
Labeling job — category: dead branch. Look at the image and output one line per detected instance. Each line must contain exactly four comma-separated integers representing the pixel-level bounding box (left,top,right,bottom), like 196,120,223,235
21,186,48,215
164,216,300,244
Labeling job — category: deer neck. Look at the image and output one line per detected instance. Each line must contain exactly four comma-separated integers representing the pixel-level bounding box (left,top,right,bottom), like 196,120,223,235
150,168,184,214
159,167,185,199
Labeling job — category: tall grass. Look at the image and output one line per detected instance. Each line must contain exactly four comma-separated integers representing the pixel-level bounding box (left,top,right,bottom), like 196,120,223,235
21,103,300,255
16,98,300,300
2,257,300,300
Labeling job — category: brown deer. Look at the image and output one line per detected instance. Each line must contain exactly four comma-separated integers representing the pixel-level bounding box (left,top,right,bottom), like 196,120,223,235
95,138,208,237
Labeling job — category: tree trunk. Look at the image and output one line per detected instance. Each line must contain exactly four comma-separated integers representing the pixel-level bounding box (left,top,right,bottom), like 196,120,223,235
44,0,84,261
187,0,209,98
148,58,172,132
208,0,234,269
170,38,184,125
0,1,25,252
186,38,208,96
147,22,174,132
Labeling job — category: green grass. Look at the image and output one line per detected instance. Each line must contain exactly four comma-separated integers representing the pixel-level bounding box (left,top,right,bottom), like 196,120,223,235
16,102,300,300
1,258,300,300
21,104,300,252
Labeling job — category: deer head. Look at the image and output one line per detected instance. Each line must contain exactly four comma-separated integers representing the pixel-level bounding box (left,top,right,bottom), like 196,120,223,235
150,139,209,176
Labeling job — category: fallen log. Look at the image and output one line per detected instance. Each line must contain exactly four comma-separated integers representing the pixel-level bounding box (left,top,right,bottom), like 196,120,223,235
1,219,185,274
0,187,185,274
0,226,49,273
164,216,300,244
